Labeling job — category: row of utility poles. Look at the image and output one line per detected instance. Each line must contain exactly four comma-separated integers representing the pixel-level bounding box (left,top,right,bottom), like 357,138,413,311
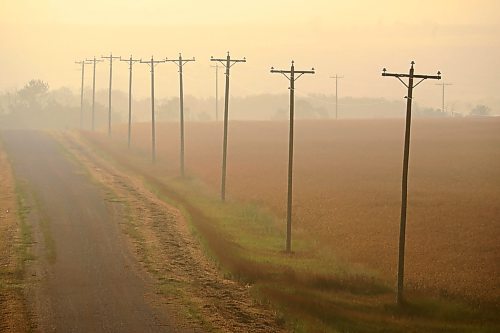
75,53,196,174
75,54,443,307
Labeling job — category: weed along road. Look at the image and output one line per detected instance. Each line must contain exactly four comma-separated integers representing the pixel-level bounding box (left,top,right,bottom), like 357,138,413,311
1,130,181,332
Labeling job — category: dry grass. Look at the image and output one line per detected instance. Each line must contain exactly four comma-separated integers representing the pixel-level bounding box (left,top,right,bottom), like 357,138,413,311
89,118,500,305
0,136,31,332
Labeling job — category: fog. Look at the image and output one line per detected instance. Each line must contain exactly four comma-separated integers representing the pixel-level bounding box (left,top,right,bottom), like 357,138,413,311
3,80,490,129
1,0,500,126
1,2,500,331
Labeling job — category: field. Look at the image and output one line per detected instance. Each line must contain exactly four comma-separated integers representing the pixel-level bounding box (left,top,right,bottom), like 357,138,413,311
87,117,500,305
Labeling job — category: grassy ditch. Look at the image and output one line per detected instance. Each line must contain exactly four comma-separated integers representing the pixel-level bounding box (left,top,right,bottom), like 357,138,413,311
80,132,499,333
143,175,497,333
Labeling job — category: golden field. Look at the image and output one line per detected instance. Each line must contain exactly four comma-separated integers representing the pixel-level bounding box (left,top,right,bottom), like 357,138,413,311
87,117,500,304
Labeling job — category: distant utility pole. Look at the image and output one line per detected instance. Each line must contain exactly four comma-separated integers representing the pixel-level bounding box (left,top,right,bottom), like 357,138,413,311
210,63,220,121
75,60,92,129
382,61,441,305
210,52,246,201
166,53,196,178
85,57,103,131
329,74,344,120
271,60,315,253
140,56,165,163
120,55,141,148
435,82,453,116
101,53,120,136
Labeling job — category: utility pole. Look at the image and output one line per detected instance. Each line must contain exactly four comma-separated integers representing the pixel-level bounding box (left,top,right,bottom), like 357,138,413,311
101,53,120,136
210,63,220,121
75,60,92,129
435,82,453,116
271,60,315,253
166,53,196,178
329,74,344,119
382,61,441,305
140,56,165,163
85,57,103,131
210,52,246,201
120,55,141,148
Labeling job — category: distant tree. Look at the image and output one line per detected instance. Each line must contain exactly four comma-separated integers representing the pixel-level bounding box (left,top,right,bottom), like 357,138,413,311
17,79,50,111
470,104,491,116
197,111,211,121
415,106,446,118
272,108,288,120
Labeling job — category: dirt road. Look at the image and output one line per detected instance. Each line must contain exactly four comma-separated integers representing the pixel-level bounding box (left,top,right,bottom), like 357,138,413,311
1,130,181,332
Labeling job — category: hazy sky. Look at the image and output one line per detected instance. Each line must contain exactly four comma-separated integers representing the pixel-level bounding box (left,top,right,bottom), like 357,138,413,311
1,0,499,112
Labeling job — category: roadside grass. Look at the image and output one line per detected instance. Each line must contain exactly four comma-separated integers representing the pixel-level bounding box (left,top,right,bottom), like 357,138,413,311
79,132,499,333
10,179,34,331
0,133,34,331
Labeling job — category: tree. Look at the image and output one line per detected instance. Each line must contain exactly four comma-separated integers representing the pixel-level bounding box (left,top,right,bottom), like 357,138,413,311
470,104,491,116
15,79,50,113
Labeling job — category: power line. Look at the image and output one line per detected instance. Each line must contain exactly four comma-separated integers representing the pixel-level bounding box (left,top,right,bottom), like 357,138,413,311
166,53,196,178
101,53,120,136
210,52,246,201
85,57,104,131
382,61,441,306
329,74,344,119
120,55,141,148
75,60,92,129
271,60,315,253
435,82,453,116
140,56,165,163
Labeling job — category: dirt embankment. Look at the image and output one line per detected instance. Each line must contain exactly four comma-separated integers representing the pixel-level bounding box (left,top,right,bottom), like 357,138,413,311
0,137,30,332
57,132,285,333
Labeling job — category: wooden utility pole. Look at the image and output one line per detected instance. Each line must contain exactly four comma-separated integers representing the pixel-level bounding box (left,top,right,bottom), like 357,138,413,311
120,55,141,148
85,57,103,131
435,82,453,116
271,60,315,253
140,56,165,163
210,52,246,201
210,63,220,121
101,53,120,136
75,60,92,129
382,61,441,305
166,53,196,177
329,74,344,119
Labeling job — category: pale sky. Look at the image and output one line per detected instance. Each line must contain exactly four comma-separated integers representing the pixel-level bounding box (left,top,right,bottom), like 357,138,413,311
1,0,499,113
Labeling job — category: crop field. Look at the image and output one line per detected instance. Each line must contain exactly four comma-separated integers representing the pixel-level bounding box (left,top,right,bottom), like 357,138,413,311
86,117,500,305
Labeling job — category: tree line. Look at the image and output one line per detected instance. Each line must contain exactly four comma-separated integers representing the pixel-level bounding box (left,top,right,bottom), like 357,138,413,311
0,79,492,129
